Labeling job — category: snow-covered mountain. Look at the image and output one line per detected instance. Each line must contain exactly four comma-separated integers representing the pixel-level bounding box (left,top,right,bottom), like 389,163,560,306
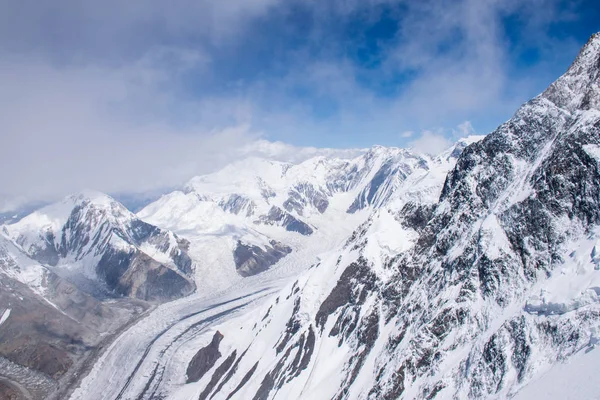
136,138,478,292
1,130,475,305
181,141,480,220
118,33,600,400
0,123,479,399
4,190,195,301
0,138,464,400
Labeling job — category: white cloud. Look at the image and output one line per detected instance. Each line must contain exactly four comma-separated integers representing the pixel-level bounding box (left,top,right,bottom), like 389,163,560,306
453,121,477,138
0,0,584,210
0,0,282,56
0,57,262,211
407,130,453,155
0,54,369,211
241,140,366,163
407,120,479,155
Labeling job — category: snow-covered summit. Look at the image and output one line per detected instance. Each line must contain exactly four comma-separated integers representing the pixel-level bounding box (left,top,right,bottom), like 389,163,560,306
132,139,480,295
541,31,600,112
163,142,470,224
4,190,195,301
185,157,290,197
7,190,128,238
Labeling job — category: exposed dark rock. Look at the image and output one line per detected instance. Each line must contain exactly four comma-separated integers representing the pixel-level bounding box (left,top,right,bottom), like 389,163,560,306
25,231,59,266
0,252,146,400
399,202,435,232
96,248,195,301
226,362,259,400
212,348,249,399
186,331,224,383
275,298,302,354
334,310,380,399
252,367,277,400
316,258,376,330
218,194,257,217
256,206,314,235
507,317,531,382
233,240,292,277
0,380,26,400
296,326,316,375
96,247,132,292
199,350,237,400
283,183,329,215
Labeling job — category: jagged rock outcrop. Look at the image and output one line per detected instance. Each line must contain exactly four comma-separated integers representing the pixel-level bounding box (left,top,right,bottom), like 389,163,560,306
233,240,292,277
255,206,314,236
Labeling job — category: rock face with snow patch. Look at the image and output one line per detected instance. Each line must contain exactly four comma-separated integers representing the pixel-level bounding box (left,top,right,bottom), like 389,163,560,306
347,149,428,213
283,183,330,215
255,206,315,235
233,240,292,277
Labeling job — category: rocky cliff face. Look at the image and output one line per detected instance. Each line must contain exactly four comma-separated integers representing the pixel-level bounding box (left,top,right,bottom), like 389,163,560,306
174,33,600,399
233,240,292,277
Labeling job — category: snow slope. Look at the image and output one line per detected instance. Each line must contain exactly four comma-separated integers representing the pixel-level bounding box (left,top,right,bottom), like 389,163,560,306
513,346,600,400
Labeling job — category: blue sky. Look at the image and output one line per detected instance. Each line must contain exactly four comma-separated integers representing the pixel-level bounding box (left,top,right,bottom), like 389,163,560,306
0,0,598,207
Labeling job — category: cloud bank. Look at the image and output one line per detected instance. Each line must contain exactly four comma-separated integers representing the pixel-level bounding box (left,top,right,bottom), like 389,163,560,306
0,0,594,210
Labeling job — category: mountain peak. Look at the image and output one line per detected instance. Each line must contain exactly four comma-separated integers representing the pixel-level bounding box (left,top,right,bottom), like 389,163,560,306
586,31,600,48
68,189,116,207
568,31,600,74
540,32,600,112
